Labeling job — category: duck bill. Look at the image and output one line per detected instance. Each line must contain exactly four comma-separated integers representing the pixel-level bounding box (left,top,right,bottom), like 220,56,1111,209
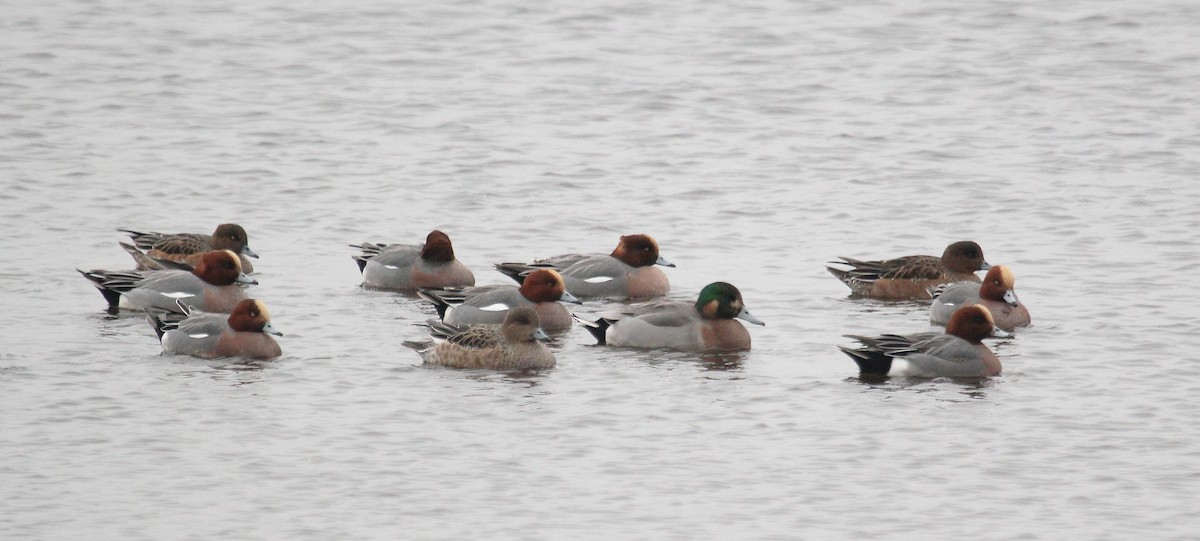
243,246,260,259
532,328,550,342
237,273,259,285
1003,289,1019,306
737,307,765,326
262,321,283,336
656,255,676,268
979,260,993,271
991,326,1012,338
558,291,583,304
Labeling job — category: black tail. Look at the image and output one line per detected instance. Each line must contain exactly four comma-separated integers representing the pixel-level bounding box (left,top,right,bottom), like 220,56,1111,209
146,312,167,341
573,315,611,345
837,345,893,375
352,255,368,274
416,290,450,320
77,269,123,308
493,263,531,285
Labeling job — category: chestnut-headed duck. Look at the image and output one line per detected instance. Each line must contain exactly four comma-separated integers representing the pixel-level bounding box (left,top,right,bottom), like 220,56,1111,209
417,268,581,332
78,249,256,314
120,224,258,273
576,281,764,353
403,307,555,370
930,265,1031,331
494,233,675,299
148,299,282,360
351,230,475,291
839,304,1010,378
827,241,991,300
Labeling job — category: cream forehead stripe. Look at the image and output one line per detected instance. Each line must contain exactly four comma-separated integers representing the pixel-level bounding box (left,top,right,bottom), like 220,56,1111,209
222,249,243,271
999,266,1015,286
252,300,270,320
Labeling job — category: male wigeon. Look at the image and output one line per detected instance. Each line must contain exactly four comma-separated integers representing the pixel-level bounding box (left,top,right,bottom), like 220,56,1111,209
576,282,765,353
827,241,991,300
403,306,555,370
148,299,282,360
351,230,475,290
930,265,1031,331
78,249,256,314
120,224,258,273
839,304,1010,378
494,233,675,299
417,268,581,332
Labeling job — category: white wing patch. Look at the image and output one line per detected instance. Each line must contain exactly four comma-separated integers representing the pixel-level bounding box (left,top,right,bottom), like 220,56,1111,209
160,292,196,299
479,303,511,312
188,333,210,339
584,276,615,284
384,265,400,270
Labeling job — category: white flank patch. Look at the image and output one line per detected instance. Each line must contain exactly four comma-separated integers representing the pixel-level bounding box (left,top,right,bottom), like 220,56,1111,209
160,292,196,299
479,303,510,312
384,265,400,270
584,276,615,284
889,358,914,377
188,333,210,339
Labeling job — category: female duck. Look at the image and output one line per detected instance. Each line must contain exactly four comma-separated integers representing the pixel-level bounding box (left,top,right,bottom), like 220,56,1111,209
929,265,1031,331
79,249,256,314
149,299,282,360
120,223,258,273
827,240,991,300
417,268,581,332
839,304,1009,378
494,233,674,299
577,281,764,352
403,306,555,370
352,230,475,290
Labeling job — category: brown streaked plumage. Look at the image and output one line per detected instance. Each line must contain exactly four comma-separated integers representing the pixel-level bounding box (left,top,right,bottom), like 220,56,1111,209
120,224,258,273
403,307,555,370
826,240,990,300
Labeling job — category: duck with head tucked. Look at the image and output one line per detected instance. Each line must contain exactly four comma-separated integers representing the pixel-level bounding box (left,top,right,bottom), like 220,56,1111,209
417,268,581,332
404,306,555,370
120,223,258,273
576,281,764,353
78,249,256,314
351,230,475,291
839,304,1009,378
929,265,1031,331
827,240,991,300
494,233,675,299
148,298,282,360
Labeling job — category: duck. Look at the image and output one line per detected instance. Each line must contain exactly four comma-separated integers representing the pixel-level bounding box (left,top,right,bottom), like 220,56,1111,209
826,241,991,300
148,299,282,360
417,269,581,332
494,233,674,299
120,223,258,273
78,249,256,314
930,265,1031,331
838,304,1009,378
403,306,555,370
576,281,764,352
351,230,475,290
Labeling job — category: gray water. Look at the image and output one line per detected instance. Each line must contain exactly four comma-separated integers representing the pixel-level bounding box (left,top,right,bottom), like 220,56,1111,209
4,0,1200,539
